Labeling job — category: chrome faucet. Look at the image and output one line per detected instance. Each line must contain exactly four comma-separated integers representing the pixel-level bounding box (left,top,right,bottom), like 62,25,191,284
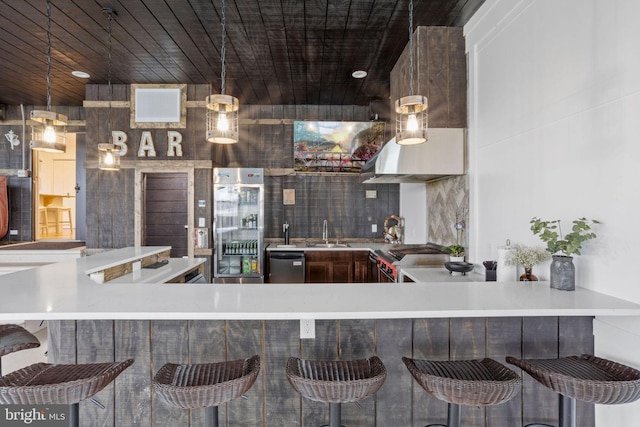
322,219,328,244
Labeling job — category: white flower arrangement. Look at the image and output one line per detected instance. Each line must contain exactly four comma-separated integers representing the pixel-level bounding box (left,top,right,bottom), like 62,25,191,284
506,244,551,269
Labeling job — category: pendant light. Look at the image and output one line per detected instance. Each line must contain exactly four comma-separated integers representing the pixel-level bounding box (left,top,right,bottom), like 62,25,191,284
395,0,428,145
30,0,67,153
206,0,239,144
98,7,120,171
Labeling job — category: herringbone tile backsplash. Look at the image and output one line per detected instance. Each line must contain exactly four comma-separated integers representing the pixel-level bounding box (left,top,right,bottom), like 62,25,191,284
427,175,469,248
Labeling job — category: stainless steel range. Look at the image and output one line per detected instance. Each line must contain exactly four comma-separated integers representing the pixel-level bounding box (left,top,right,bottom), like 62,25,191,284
373,242,449,282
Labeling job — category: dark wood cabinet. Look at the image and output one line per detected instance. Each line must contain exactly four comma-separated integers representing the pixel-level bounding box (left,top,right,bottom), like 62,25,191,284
354,251,370,283
305,250,372,283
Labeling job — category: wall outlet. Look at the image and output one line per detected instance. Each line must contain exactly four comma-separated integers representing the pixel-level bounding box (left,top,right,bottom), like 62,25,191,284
9,230,18,236
300,319,315,339
371,224,377,233
132,261,141,272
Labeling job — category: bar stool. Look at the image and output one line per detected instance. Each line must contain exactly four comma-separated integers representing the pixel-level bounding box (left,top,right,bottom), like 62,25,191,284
56,207,73,233
0,358,134,427
153,355,260,427
285,356,387,427
507,354,640,427
0,324,41,374
38,207,48,235
402,357,521,427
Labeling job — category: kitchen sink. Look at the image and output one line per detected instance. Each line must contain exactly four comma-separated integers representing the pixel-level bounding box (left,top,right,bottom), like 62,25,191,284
312,243,350,248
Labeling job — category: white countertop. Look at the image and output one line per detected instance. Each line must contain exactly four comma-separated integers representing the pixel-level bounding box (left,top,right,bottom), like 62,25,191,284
108,258,205,284
83,246,172,274
266,242,380,251
0,247,639,321
400,266,483,282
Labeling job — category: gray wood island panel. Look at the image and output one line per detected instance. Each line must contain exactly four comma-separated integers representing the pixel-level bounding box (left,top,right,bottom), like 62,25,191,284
47,316,594,427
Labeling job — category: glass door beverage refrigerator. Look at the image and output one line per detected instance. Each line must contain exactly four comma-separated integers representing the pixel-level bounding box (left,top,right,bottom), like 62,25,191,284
213,168,264,283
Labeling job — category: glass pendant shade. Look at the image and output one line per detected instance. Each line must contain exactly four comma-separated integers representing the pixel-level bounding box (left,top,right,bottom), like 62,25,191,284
98,143,120,171
206,94,239,144
395,95,428,145
30,110,67,152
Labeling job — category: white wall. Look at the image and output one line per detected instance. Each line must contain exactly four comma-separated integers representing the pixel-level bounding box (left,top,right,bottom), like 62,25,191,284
465,0,640,423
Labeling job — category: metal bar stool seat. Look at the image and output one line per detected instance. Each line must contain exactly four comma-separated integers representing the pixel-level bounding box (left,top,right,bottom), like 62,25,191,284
0,359,134,426
153,355,260,427
285,356,387,427
0,324,41,374
402,357,522,427
507,354,640,427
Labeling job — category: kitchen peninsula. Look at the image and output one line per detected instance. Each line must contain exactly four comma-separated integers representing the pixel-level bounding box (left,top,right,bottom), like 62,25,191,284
1,248,640,426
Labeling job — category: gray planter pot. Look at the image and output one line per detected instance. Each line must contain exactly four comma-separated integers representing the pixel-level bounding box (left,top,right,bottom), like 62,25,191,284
550,255,575,291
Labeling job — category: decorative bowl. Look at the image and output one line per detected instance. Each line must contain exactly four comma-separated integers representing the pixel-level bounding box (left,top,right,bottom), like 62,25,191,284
444,261,474,275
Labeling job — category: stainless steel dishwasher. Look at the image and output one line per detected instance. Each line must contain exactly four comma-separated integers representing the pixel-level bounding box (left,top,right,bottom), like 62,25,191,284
269,252,305,283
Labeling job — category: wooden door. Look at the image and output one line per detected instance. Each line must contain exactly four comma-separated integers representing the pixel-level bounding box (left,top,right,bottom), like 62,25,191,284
143,173,188,257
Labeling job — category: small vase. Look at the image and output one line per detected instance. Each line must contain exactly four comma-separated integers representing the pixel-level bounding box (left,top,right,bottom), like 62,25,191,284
550,255,575,291
519,267,538,282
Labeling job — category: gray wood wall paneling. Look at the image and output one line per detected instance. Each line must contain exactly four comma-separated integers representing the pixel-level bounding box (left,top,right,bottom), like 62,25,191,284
47,320,77,364
150,320,189,426
226,320,263,426
412,318,450,426
194,168,212,279
560,316,595,426
301,320,338,426
188,320,227,426
115,320,151,427
339,319,376,425
264,320,299,427
447,27,467,128
390,27,467,129
77,320,116,426
189,86,208,161
420,27,449,126
486,317,523,427
83,96,397,248
450,318,485,426
47,316,595,427
522,317,559,426
376,319,413,427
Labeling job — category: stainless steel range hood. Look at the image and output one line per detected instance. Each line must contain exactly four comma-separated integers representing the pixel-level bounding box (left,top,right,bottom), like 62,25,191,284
362,128,465,184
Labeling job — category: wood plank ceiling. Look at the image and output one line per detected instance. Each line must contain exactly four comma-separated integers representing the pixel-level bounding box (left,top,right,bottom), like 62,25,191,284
0,0,485,108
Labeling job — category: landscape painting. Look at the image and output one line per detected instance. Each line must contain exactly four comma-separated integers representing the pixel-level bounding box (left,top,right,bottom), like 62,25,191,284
294,121,385,173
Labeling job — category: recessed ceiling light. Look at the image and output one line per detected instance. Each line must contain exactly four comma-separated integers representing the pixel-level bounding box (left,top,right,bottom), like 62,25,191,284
71,71,90,79
352,70,367,79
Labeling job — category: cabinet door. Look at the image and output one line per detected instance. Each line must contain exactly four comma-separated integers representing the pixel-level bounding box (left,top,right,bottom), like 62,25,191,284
332,259,354,283
305,251,356,283
354,251,370,283
306,260,333,283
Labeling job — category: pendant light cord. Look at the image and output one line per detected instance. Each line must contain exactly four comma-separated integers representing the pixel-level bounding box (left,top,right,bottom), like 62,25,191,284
107,10,113,138
45,0,52,111
220,0,227,95
408,0,414,97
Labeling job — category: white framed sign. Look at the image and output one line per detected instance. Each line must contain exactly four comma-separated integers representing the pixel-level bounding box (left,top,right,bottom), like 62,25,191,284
130,84,186,128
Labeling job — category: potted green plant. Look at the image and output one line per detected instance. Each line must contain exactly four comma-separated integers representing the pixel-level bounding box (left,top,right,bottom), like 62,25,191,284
530,217,599,290
505,244,551,281
443,244,465,261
